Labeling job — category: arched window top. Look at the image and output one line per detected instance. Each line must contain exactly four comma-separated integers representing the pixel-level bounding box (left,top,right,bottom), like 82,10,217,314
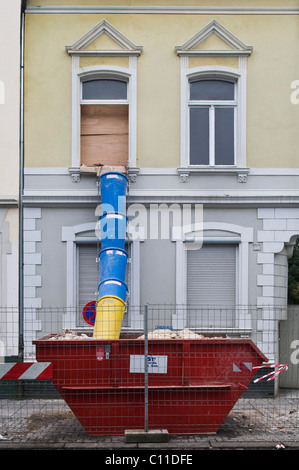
190,79,235,101
82,78,127,101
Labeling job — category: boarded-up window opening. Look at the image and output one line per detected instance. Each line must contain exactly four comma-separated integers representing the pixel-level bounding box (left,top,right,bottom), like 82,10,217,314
81,104,129,167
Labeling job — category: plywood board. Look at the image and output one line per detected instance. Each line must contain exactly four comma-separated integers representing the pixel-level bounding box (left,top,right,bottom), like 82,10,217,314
81,105,128,135
81,134,128,167
81,104,128,167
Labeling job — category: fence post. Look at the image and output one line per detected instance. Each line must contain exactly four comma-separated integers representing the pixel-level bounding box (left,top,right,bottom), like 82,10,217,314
144,304,148,433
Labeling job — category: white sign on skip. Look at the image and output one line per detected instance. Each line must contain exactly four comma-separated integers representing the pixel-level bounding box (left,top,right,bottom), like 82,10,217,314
130,355,168,374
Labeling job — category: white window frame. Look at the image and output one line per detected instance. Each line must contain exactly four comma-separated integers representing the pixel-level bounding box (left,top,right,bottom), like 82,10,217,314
81,74,129,106
180,65,247,170
76,240,132,327
189,77,237,166
62,222,142,329
70,63,138,177
172,222,253,332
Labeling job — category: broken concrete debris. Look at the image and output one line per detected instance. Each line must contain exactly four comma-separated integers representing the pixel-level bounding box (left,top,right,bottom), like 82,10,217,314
47,328,226,340
49,329,89,340
137,328,205,340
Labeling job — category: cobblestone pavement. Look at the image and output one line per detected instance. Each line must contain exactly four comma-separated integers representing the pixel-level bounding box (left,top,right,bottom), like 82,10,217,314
0,390,299,451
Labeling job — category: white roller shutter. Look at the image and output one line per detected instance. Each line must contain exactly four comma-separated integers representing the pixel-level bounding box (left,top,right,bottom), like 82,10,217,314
187,244,236,327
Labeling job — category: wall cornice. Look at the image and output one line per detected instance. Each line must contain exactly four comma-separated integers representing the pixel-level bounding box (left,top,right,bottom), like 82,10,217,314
23,190,299,207
26,6,299,15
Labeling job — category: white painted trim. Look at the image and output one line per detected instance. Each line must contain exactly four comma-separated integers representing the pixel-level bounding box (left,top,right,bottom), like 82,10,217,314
24,190,98,197
128,57,138,168
138,168,177,175
0,198,18,206
24,188,299,198
180,56,189,168
175,20,252,57
62,221,141,328
22,208,42,360
179,65,247,169
62,222,97,324
26,6,299,15
69,50,141,57
24,168,70,175
71,64,138,170
23,188,299,209
257,207,299,307
77,65,133,84
249,168,299,176
128,239,142,329
128,189,299,197
237,58,247,168
66,19,142,56
173,223,253,328
71,56,81,170
23,167,299,176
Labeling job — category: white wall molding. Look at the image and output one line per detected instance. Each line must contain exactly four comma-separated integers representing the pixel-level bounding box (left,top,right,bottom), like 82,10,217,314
23,189,299,207
179,64,248,170
23,207,42,360
23,208,42,309
66,20,142,178
175,20,252,57
65,19,143,57
256,207,299,361
172,222,253,329
24,167,299,177
62,221,141,329
70,64,138,177
26,6,299,15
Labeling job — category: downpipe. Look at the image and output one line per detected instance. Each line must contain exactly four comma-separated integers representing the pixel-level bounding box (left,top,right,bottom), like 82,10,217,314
18,0,26,361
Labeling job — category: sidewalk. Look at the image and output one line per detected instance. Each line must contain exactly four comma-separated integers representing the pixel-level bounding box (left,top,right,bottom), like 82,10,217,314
1,391,299,451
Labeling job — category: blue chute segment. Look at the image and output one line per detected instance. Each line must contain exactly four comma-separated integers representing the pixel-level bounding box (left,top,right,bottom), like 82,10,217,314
93,171,128,339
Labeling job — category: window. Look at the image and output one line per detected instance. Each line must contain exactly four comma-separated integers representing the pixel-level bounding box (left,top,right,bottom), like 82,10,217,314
63,222,142,329
189,79,236,166
80,77,129,167
172,223,253,331
77,244,98,323
82,79,127,101
77,241,131,327
187,244,237,328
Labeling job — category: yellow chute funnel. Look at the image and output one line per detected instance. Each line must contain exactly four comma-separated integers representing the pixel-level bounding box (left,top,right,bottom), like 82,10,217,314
93,296,126,339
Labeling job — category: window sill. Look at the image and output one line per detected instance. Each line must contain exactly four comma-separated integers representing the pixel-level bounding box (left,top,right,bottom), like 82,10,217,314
177,166,250,183
68,166,140,183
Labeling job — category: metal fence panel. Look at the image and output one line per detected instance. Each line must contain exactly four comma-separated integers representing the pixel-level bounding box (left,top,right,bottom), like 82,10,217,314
0,305,298,446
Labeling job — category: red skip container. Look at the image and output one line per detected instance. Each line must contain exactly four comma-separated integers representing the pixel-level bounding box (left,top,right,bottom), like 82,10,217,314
33,336,268,435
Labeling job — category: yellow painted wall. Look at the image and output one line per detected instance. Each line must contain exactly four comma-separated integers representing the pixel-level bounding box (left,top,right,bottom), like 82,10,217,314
25,15,72,167
24,8,299,168
246,16,299,168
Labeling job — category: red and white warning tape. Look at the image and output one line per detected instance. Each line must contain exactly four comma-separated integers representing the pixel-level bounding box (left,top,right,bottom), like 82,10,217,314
0,362,52,380
253,364,288,383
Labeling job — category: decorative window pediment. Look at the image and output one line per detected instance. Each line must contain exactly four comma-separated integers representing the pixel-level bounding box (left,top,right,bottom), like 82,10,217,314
66,19,143,57
175,20,252,57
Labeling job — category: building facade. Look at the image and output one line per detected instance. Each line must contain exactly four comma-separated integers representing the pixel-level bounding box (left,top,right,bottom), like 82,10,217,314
0,0,21,358
22,0,299,375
